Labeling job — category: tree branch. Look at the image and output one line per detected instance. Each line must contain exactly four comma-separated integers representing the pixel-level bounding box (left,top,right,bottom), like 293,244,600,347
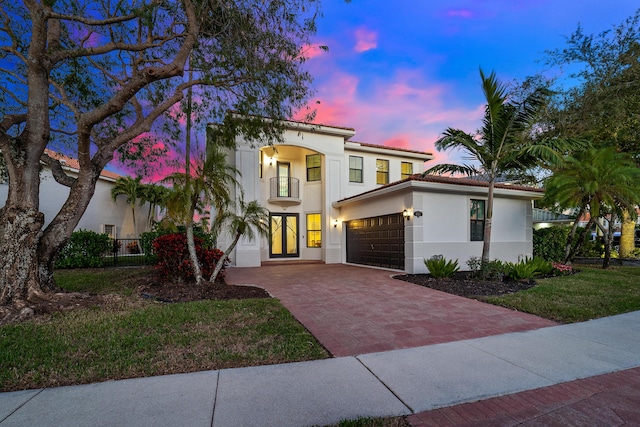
40,153,76,187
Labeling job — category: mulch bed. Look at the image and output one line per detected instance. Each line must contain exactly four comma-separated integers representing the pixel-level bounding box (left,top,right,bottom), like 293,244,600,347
0,270,270,325
137,280,270,303
394,272,537,297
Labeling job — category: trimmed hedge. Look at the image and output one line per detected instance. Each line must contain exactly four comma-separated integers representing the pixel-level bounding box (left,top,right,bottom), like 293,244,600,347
533,226,570,262
55,230,111,269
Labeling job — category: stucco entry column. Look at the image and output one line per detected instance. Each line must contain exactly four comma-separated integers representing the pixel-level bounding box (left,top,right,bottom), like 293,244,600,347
404,192,425,274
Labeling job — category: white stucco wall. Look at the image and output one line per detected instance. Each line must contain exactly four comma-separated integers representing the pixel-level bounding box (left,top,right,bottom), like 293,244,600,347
0,168,149,238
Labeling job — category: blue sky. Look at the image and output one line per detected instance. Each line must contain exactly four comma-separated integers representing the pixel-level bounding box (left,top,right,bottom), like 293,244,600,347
302,1,639,165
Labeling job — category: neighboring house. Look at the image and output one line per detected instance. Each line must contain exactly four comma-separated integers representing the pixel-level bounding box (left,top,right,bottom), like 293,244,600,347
222,120,544,273
532,208,573,230
0,150,149,239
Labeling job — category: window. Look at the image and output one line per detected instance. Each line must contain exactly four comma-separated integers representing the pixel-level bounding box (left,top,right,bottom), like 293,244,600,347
349,156,363,183
306,213,322,248
401,162,413,179
102,224,116,239
376,159,389,185
470,199,485,241
259,150,263,178
306,154,321,181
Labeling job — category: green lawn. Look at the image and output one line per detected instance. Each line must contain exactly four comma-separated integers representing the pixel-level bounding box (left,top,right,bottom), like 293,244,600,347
3,265,639,393
0,268,328,392
481,265,640,323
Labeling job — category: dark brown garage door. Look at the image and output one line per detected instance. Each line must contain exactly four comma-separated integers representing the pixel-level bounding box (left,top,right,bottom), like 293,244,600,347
346,213,405,270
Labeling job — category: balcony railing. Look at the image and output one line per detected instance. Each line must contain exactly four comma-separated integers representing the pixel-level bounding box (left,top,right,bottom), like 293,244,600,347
269,177,301,206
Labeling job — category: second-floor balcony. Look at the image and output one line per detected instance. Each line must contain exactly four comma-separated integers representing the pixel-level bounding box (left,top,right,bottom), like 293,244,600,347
268,177,301,206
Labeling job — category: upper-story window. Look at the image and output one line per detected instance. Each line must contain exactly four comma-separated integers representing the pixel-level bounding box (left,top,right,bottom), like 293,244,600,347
349,156,363,183
306,154,321,182
376,159,389,185
401,162,413,179
259,150,263,179
470,199,485,241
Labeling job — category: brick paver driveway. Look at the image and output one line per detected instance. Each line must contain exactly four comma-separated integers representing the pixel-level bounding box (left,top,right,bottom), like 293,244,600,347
226,263,557,357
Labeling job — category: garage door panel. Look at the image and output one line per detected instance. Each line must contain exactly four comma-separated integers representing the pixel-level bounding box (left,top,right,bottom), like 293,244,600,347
346,213,404,270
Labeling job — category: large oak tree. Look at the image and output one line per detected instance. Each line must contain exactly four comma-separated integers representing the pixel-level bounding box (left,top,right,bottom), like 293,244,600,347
0,0,319,310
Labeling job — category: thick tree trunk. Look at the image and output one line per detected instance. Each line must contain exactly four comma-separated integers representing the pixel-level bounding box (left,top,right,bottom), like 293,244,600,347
1,152,106,308
0,206,50,306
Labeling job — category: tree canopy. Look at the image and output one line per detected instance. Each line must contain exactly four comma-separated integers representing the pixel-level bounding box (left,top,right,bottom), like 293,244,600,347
0,0,321,308
542,8,640,158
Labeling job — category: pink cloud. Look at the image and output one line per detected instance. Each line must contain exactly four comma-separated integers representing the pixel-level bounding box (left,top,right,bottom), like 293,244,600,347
300,62,484,171
354,27,378,53
301,43,328,60
383,135,412,150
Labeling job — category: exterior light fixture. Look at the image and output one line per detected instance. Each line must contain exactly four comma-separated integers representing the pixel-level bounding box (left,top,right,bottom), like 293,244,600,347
403,209,411,221
334,219,339,228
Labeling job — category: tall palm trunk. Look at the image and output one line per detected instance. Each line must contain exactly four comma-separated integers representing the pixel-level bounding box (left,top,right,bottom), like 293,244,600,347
481,179,495,264
209,231,241,283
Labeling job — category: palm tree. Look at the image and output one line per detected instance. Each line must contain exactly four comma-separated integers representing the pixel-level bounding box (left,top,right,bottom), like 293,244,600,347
163,145,239,284
426,69,572,263
209,199,269,283
111,176,143,238
139,184,170,228
543,147,640,267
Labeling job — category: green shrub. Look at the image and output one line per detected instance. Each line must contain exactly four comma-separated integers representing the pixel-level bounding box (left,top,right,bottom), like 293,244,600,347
467,257,510,281
533,226,570,261
55,229,111,269
575,239,604,258
507,261,536,281
424,256,459,278
140,224,213,265
153,233,226,282
528,257,554,276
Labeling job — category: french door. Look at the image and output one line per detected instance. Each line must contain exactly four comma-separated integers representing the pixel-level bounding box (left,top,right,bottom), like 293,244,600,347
270,213,299,258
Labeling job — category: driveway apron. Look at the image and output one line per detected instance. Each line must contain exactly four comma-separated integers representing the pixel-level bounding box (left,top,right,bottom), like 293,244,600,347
225,263,557,357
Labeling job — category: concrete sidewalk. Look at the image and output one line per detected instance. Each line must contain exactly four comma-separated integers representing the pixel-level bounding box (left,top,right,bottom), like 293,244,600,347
2,310,640,427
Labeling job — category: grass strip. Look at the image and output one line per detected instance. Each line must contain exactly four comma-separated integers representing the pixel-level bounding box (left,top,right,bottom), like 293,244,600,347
1,298,328,392
481,265,640,323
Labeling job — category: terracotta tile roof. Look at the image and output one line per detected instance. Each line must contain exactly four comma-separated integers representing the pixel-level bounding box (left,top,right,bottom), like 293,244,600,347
44,149,122,180
411,174,544,193
336,173,543,203
347,141,433,157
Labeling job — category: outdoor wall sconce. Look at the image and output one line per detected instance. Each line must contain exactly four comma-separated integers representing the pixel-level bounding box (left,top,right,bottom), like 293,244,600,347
334,219,339,228
403,209,411,221
269,157,273,166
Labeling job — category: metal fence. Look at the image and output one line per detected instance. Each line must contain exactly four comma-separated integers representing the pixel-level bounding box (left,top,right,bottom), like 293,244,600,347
103,238,154,267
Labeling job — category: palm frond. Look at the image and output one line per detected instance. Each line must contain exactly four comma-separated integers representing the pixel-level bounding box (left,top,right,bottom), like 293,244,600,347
425,163,479,177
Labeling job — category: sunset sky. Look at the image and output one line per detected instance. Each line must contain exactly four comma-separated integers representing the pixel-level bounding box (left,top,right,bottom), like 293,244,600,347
302,1,639,165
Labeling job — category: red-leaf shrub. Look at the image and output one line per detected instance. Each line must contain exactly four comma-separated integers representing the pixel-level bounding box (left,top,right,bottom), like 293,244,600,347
152,233,227,282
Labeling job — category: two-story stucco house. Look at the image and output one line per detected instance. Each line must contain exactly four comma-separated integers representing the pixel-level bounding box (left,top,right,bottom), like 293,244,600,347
222,120,543,274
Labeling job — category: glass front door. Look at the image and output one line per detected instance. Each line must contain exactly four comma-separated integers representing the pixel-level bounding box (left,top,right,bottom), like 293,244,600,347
277,162,290,197
270,213,299,258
